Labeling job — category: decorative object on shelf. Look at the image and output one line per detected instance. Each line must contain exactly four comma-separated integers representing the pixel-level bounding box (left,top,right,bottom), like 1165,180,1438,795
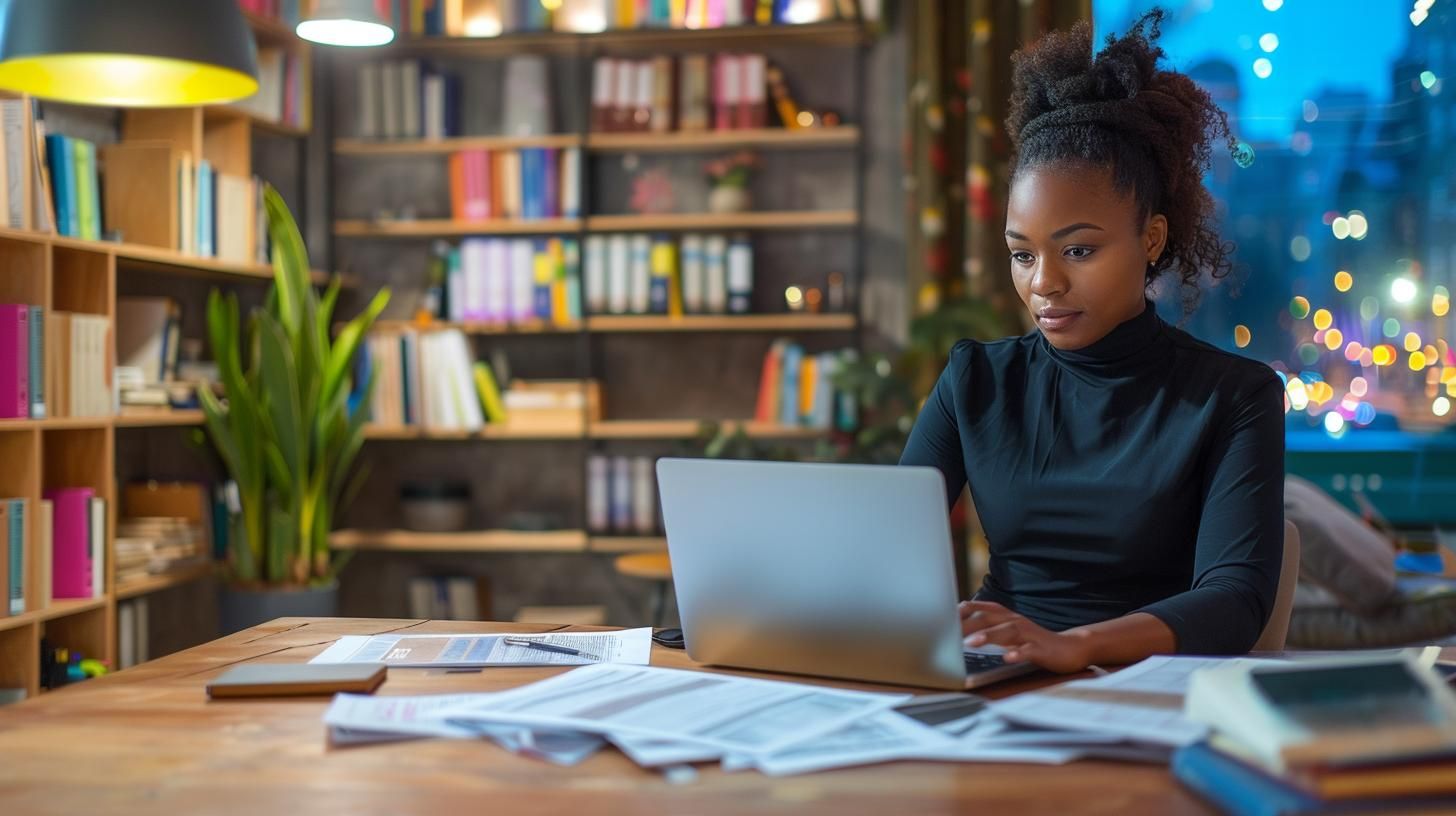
200,185,390,631
0,0,259,107
297,0,396,47
705,150,758,214
629,167,677,215
400,481,471,533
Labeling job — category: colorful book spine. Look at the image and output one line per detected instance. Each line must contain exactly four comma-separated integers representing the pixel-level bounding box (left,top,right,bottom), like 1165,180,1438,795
0,304,29,419
28,305,44,419
726,235,753,313
778,342,802,427
754,339,784,422
532,241,554,320
472,362,507,423
73,139,100,240
6,498,22,615
648,236,675,315
542,147,559,218
43,487,93,600
45,134,76,238
197,161,215,258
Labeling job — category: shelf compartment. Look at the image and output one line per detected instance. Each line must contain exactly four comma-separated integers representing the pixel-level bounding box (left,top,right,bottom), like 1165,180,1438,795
334,218,584,238
587,127,859,153
114,562,213,601
588,536,668,553
587,419,826,439
330,529,589,553
586,210,857,232
335,134,581,155
585,314,854,332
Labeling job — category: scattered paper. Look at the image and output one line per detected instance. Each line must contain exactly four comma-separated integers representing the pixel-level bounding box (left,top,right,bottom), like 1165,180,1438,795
990,691,1207,748
439,663,908,756
728,711,957,776
324,692,488,741
1072,655,1279,696
310,628,653,668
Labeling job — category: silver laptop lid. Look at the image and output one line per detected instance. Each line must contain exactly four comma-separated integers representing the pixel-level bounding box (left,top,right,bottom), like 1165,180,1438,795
656,458,967,689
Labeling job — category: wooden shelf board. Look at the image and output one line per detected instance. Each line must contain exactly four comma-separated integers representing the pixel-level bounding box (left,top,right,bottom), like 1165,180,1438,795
587,419,826,439
115,563,214,601
387,22,864,56
586,210,857,232
586,314,855,332
40,232,337,286
0,598,108,633
114,410,207,428
589,536,668,553
335,134,581,155
587,127,859,152
334,218,583,237
330,529,589,553
0,417,109,431
205,106,310,138
371,319,581,335
364,424,583,440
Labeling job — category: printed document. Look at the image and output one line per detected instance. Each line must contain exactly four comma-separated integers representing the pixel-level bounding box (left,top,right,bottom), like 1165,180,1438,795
310,628,653,668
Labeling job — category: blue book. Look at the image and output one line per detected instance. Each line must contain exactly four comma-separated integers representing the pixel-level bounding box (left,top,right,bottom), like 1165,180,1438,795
197,161,214,257
532,241,552,319
1172,743,1456,816
779,343,803,427
398,333,413,425
423,0,442,34
443,74,463,137
7,499,23,615
542,148,558,218
27,305,43,419
348,333,373,419
650,0,670,26
522,148,542,220
45,134,76,238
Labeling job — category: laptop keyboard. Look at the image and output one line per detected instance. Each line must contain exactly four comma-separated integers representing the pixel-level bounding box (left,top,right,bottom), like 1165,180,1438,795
964,652,1008,674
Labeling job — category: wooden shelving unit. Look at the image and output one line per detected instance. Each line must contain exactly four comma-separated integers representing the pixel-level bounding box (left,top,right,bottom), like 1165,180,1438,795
334,218,583,237
385,21,864,57
587,419,826,440
330,529,589,553
363,424,583,441
335,133,581,155
587,210,858,232
586,314,855,332
589,536,668,554
114,563,214,602
113,410,207,429
588,126,859,153
205,105,310,140
372,318,580,334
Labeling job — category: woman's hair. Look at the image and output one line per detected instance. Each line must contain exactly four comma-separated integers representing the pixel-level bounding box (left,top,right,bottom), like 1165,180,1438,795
1006,9,1235,307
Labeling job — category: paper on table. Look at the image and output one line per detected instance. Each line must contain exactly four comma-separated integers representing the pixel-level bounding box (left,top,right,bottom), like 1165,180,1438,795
611,735,723,768
724,710,957,776
310,628,653,668
1071,655,1280,696
439,663,908,756
324,692,490,740
989,692,1207,747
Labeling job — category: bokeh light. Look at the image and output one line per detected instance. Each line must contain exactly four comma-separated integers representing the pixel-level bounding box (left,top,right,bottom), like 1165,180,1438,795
1360,297,1380,321
1422,70,1439,89
1313,309,1333,330
1253,57,1273,79
1344,341,1363,362
1436,397,1452,418
1287,379,1309,411
1297,343,1320,365
1324,411,1346,436
1259,32,1279,52
1334,270,1353,292
1289,235,1310,261
1234,324,1251,348
1405,332,1423,352
1331,217,1350,239
1347,211,1369,240
1374,345,1396,366
1435,285,1450,317
1323,328,1344,351
1392,277,1418,303
1359,349,1374,367
1410,351,1429,370
1384,318,1401,338
1290,296,1311,319
1350,376,1369,398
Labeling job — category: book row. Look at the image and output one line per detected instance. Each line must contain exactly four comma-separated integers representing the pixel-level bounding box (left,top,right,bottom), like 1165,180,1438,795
228,47,310,131
585,232,752,316
0,304,111,420
448,148,582,221
435,237,584,326
384,0,874,36
360,328,512,431
356,55,552,141
591,54,767,133
0,491,110,619
753,340,856,430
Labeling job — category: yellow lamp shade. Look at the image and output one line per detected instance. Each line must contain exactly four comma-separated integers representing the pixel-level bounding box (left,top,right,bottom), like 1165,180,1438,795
0,0,259,107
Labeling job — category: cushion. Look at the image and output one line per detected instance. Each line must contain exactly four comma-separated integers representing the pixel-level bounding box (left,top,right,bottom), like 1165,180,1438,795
1288,577,1456,649
1283,475,1400,614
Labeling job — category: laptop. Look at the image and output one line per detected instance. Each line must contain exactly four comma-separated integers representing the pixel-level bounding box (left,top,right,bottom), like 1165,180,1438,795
655,458,1038,690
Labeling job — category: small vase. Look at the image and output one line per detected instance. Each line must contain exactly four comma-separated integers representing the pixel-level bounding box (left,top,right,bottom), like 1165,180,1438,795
708,184,750,214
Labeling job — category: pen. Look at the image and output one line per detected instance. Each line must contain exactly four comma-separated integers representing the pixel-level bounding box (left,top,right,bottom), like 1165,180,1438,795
503,637,602,661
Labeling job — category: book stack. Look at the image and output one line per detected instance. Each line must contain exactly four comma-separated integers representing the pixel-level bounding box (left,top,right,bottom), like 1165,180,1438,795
407,575,483,620
356,60,463,141
43,488,107,601
592,54,766,133
115,297,183,407
236,0,301,25
230,47,309,131
448,148,582,222
0,498,26,616
43,133,102,240
362,328,507,432
585,233,751,316
753,341,855,430
114,517,208,588
0,304,44,419
586,454,659,536
117,597,150,670
440,237,583,327
46,311,112,418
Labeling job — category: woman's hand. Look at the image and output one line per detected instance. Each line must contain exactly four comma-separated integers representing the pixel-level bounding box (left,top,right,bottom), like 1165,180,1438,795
959,600,1093,674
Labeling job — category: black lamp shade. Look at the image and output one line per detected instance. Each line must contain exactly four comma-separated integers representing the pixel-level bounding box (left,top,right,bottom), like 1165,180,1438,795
0,0,260,107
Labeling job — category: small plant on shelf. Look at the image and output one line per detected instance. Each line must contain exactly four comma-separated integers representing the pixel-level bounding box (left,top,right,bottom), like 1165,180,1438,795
200,186,390,589
705,150,760,213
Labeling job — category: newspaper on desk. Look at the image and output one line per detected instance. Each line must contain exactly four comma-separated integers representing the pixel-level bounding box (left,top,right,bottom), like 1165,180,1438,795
317,655,1271,776
310,628,653,668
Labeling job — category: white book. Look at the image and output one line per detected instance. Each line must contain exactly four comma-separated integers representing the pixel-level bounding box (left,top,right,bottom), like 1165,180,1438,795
446,577,477,621
423,74,445,141
610,456,631,533
491,239,517,324
422,334,446,428
380,61,401,140
508,239,534,323
680,234,705,313
462,239,487,323
592,58,615,126
719,55,742,116
408,577,435,619
586,455,609,532
560,148,581,218
0,99,23,229
216,174,253,263
628,234,651,315
634,61,654,128
606,234,630,314
727,237,753,314
631,456,655,535
89,496,105,599
358,62,381,139
704,234,728,314
177,153,194,254
742,55,766,112
503,56,552,136
403,329,423,426
447,253,465,322
723,0,744,25
444,330,484,431
400,60,422,140
585,235,607,314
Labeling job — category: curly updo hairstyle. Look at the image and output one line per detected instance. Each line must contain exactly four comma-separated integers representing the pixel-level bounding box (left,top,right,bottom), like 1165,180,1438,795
1006,9,1236,308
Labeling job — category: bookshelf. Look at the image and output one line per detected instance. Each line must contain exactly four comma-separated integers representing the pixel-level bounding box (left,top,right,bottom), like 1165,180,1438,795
333,127,859,155
384,21,866,56
329,529,589,553
334,218,583,237
585,314,856,332
0,7,321,699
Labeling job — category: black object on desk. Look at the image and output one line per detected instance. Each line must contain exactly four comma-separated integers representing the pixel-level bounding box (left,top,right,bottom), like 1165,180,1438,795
652,628,685,649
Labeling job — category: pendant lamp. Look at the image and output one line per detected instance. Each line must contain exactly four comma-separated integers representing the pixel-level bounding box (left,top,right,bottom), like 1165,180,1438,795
297,0,396,47
0,0,259,107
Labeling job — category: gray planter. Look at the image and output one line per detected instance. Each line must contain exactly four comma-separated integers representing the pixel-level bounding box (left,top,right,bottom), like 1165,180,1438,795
219,582,339,635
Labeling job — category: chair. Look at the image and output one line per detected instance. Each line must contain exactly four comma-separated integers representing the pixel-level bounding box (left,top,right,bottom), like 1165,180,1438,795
1253,520,1301,652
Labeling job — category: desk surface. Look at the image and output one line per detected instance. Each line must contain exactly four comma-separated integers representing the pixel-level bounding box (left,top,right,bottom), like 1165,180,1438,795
0,618,1221,816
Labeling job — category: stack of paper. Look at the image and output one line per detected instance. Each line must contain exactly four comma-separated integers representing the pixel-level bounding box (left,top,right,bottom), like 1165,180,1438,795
315,653,1284,777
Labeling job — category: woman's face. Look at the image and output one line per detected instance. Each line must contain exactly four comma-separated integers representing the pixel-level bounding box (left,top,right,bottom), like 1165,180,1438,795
1004,162,1167,351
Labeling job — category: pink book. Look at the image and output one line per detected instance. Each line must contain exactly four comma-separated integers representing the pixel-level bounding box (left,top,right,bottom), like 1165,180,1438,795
0,304,29,419
475,150,492,220
44,487,94,600
712,56,734,131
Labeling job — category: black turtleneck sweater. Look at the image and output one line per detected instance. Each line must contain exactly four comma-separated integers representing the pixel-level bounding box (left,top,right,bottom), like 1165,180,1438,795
900,302,1286,655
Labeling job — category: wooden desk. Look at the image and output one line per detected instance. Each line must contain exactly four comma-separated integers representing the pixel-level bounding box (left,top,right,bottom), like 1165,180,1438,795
0,618,1219,816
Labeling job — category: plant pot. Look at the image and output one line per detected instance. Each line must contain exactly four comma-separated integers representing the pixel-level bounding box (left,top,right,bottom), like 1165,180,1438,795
708,184,750,214
218,582,339,635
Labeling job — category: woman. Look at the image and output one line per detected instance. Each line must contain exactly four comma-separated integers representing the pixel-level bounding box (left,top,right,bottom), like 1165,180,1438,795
900,11,1284,673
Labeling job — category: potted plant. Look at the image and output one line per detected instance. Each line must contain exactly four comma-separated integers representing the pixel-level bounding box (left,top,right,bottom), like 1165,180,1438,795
705,150,759,214
201,186,389,633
